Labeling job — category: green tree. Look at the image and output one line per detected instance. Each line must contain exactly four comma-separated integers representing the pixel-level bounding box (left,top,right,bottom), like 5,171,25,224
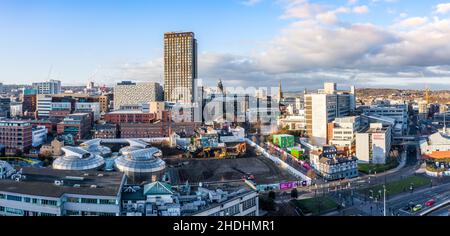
268,191,276,200
291,188,299,199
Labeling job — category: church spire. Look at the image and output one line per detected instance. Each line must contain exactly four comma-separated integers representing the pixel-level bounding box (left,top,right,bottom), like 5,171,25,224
278,80,283,101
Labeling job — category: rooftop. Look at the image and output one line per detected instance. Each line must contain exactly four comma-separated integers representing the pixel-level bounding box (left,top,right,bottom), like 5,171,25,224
0,167,124,197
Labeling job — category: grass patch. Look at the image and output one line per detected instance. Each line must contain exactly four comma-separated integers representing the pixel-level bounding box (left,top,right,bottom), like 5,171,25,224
292,197,339,216
360,175,431,197
358,159,399,174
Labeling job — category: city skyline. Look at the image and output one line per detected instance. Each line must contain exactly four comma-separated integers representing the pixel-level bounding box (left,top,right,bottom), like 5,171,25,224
1,0,450,90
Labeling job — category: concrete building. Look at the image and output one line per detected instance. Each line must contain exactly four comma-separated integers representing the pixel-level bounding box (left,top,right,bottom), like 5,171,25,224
113,81,164,111
363,104,408,136
149,101,166,120
121,182,258,216
0,167,124,216
32,80,61,95
304,90,352,146
356,123,392,164
36,94,52,119
328,116,364,153
32,126,48,147
164,32,198,103
278,111,307,131
98,94,110,113
10,102,23,118
0,96,11,118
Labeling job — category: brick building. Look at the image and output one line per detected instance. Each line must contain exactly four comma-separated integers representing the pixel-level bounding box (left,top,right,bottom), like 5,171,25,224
0,120,33,155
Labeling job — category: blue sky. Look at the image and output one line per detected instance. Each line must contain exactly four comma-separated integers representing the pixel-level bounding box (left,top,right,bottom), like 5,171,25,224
1,0,450,90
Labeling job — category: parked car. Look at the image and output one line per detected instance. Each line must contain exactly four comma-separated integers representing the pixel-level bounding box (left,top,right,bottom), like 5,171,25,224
412,204,423,212
425,199,435,207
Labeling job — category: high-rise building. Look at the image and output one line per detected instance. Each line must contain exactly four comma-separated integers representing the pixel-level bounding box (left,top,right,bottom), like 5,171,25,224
113,81,164,111
164,32,198,103
32,80,61,95
305,83,353,146
36,94,53,119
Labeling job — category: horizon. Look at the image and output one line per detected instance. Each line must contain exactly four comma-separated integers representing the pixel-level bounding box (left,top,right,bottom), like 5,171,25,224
1,0,450,90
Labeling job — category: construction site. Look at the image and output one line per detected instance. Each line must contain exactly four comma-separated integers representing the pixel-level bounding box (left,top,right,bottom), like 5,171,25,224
165,145,297,186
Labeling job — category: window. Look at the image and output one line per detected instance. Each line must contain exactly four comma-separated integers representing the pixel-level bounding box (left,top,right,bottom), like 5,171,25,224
0,193,5,199
41,199,57,206
24,197,31,203
242,198,256,211
223,204,240,216
81,198,98,204
6,195,22,202
40,213,57,216
66,197,79,203
99,199,116,205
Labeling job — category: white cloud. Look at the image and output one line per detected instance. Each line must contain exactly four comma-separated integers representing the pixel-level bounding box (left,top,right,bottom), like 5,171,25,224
435,3,450,14
352,5,369,14
394,17,429,28
118,0,450,90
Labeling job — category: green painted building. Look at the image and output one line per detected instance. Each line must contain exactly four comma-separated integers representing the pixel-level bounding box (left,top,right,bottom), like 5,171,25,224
273,134,295,148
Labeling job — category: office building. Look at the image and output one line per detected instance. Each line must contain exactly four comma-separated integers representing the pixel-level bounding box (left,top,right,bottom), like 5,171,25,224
0,96,11,118
32,126,48,147
0,167,124,216
113,81,164,111
36,94,52,119
304,83,354,146
104,111,157,124
10,102,23,118
121,182,258,216
363,104,408,136
356,123,392,164
0,120,33,155
57,113,92,140
328,116,364,153
164,32,198,103
32,80,61,95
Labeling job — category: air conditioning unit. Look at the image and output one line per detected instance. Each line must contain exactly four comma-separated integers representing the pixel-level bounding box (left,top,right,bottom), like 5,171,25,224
54,180,64,186
73,184,81,188
90,185,98,188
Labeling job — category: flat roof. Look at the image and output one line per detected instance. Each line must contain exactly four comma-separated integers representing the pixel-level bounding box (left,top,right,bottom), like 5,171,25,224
0,167,124,198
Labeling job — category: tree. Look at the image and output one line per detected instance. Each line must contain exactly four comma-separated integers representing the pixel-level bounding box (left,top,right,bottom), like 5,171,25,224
291,188,299,199
268,191,276,200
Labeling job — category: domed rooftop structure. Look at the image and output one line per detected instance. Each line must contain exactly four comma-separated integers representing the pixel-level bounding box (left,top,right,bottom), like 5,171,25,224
80,139,112,157
115,147,165,174
53,146,105,171
0,161,15,179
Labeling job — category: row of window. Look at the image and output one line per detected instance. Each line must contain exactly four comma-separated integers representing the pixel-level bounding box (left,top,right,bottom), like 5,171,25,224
66,197,116,205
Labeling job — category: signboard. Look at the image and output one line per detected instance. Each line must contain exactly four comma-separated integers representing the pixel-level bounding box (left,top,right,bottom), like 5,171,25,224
280,182,298,190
